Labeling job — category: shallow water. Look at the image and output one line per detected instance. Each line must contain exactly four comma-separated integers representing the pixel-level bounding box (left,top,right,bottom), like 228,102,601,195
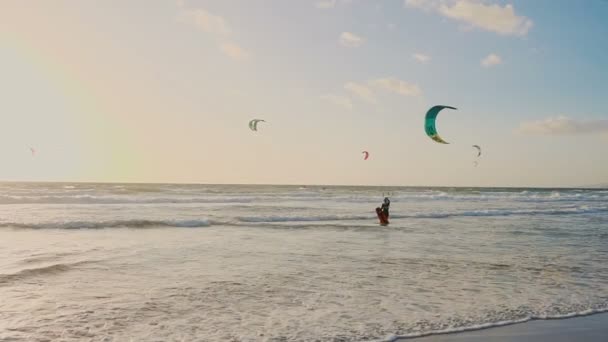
1,183,607,341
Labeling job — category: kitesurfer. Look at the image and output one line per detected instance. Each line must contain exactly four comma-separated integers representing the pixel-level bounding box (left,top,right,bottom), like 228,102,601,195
380,197,390,218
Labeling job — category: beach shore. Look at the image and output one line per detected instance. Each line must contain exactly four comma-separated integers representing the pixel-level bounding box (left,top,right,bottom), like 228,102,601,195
401,313,608,341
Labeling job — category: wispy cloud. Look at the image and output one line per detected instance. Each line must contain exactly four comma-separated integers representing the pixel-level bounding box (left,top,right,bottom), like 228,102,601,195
178,7,230,36
220,42,250,61
405,0,437,10
177,2,250,61
315,0,337,9
344,82,376,103
324,77,421,109
405,0,533,36
412,53,431,63
481,53,502,67
339,32,365,48
518,116,608,135
315,0,352,9
320,94,353,110
369,77,422,97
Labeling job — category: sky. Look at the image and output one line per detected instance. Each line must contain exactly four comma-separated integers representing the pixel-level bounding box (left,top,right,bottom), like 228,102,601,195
0,0,607,187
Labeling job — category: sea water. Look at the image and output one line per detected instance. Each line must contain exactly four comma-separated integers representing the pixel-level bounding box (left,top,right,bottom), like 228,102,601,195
0,183,607,341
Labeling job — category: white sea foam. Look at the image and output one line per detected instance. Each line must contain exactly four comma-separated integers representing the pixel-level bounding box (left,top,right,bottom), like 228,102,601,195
2,206,605,230
237,205,608,223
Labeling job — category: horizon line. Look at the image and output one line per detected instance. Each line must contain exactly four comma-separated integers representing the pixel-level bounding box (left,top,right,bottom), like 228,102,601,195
0,179,605,190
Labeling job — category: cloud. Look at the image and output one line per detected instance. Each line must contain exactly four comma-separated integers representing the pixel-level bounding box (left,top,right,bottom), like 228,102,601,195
405,0,533,36
413,53,431,63
518,116,608,135
344,82,376,104
481,53,502,67
178,7,230,36
339,32,365,48
323,77,421,109
177,3,251,61
320,94,353,110
370,77,422,97
220,42,250,61
315,0,337,8
315,0,352,9
405,0,437,10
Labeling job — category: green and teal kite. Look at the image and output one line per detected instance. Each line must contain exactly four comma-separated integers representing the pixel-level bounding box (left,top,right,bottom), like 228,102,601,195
424,105,457,144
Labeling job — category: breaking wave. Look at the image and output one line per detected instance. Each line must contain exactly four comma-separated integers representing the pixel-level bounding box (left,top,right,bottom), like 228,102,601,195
3,205,605,230
238,205,608,223
1,189,607,205
0,260,95,286
0,219,211,229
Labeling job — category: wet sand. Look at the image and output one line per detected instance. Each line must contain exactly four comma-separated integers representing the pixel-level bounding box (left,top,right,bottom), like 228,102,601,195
401,313,608,341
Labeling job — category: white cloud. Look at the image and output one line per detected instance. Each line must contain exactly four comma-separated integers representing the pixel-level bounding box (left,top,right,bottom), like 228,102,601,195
369,77,422,97
315,0,353,9
405,0,437,10
315,0,337,9
220,42,249,61
177,3,251,62
320,94,353,110
518,116,608,135
339,32,365,48
405,0,532,36
344,82,376,103
481,53,502,67
413,53,431,63
323,77,421,109
178,7,230,36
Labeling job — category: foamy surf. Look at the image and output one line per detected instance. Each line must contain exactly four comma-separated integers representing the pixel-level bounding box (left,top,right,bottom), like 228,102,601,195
1,206,605,230
0,218,211,229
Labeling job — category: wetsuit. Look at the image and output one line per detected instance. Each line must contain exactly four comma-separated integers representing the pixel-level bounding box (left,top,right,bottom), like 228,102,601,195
380,202,390,218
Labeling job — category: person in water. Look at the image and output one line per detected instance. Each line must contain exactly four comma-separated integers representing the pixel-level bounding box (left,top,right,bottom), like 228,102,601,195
380,197,390,218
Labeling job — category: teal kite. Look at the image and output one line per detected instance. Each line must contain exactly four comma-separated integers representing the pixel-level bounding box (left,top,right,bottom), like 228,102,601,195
424,105,457,144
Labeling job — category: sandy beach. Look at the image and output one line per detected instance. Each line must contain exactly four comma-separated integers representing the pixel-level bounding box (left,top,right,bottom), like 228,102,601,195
402,313,608,341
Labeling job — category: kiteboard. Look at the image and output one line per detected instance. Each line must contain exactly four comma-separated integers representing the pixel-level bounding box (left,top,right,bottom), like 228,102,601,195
376,207,389,226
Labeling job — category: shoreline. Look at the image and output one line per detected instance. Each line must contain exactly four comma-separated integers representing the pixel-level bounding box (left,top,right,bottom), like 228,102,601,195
396,312,608,341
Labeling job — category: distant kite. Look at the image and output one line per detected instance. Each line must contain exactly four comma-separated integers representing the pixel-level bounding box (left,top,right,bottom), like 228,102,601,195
472,145,482,167
29,147,36,156
248,119,266,132
362,151,369,160
424,105,457,144
472,145,481,157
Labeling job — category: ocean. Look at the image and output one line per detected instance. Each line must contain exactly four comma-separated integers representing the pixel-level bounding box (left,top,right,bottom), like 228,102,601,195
1,182,607,341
